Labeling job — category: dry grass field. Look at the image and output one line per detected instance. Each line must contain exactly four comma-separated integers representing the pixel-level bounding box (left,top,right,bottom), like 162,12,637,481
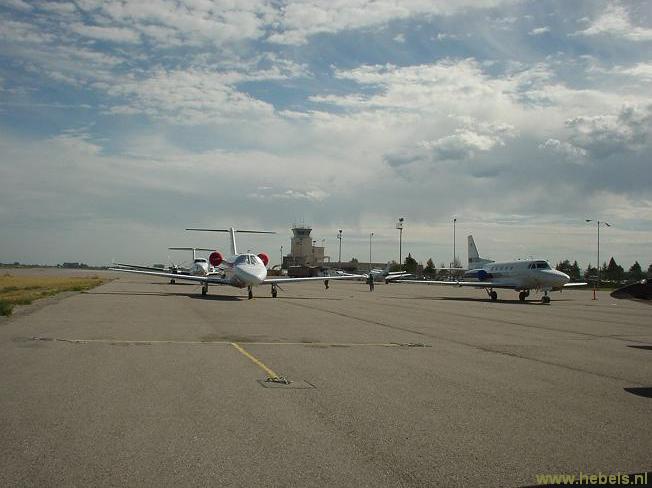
0,273,106,315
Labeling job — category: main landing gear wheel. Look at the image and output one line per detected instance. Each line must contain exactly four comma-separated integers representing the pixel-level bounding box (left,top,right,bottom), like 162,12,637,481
248,286,254,300
271,284,278,298
518,291,530,302
490,290,498,301
542,295,550,304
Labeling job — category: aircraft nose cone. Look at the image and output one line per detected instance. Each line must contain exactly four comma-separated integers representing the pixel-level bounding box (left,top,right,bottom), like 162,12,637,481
235,266,265,285
557,270,570,285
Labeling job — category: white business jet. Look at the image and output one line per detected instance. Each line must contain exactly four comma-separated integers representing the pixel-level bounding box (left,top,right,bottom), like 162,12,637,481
114,247,217,283
111,227,364,299
398,235,586,304
369,263,412,283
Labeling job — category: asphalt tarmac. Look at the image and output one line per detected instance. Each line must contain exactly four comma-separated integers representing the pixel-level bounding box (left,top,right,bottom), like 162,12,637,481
1,271,651,487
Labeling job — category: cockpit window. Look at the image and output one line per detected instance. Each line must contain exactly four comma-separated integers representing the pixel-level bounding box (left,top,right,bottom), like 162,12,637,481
235,255,247,265
535,261,550,269
249,255,259,264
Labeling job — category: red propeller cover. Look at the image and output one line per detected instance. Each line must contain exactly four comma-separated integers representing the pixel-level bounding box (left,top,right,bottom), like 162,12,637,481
257,252,269,267
209,251,223,267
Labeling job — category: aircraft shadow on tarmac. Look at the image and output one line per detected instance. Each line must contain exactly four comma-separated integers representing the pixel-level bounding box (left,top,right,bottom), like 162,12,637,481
386,296,573,304
627,345,652,351
188,294,242,301
623,387,652,398
86,290,240,300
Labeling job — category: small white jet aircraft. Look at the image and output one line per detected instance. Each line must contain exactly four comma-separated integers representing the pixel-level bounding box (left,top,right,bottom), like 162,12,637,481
398,235,586,304
114,247,217,283
368,263,412,283
111,228,364,299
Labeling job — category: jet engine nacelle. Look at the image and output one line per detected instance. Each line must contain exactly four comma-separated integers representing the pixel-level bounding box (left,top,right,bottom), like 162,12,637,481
257,252,269,267
209,251,223,267
464,269,493,281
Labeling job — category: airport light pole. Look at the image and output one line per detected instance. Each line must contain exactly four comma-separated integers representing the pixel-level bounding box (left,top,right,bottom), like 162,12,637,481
453,217,457,268
585,219,610,296
369,232,374,272
337,229,343,267
280,245,283,269
396,217,404,267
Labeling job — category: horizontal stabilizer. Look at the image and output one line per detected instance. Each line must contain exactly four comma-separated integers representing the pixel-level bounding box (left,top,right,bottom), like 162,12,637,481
186,229,276,234
168,247,215,251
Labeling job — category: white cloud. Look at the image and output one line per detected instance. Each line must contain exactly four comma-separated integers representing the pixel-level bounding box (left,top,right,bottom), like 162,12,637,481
39,2,77,14
565,105,652,158
574,3,652,41
613,63,652,81
424,129,502,160
1,0,32,11
70,23,140,44
538,138,587,163
267,0,518,45
529,26,550,36
393,33,406,43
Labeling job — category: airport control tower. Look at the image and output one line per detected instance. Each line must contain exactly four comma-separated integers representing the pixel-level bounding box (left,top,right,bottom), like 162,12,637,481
282,224,326,269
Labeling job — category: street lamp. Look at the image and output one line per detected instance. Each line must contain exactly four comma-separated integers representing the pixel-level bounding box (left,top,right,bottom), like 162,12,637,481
396,217,404,266
369,232,374,272
337,229,343,267
453,217,457,268
280,245,283,269
585,219,611,295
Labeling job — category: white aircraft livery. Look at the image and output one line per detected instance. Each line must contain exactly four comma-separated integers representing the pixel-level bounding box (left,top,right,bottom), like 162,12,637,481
114,247,217,283
111,227,364,299
367,263,412,282
398,235,586,304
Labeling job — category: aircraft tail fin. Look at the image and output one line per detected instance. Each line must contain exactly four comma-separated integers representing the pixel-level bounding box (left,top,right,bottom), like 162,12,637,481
186,228,276,256
467,235,494,268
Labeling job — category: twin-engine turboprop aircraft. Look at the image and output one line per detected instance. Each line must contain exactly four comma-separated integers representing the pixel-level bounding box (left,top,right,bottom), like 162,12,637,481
111,227,364,299
398,235,586,304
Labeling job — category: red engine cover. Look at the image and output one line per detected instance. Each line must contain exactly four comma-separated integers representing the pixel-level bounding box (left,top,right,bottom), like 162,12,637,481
209,251,223,267
257,252,269,267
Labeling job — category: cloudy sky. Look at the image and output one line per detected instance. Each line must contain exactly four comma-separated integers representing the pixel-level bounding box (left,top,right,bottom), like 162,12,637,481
1,0,651,269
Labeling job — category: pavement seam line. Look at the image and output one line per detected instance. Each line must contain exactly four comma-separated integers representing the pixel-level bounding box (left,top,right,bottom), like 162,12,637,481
32,337,424,347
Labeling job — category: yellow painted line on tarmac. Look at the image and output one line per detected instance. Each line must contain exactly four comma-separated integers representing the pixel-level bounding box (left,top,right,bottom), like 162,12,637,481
230,342,280,379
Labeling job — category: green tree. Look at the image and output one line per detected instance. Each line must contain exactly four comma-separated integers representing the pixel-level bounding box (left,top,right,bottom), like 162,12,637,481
584,263,597,283
570,260,581,281
424,258,436,277
628,261,644,281
403,253,418,274
556,259,572,275
605,257,624,283
648,263,652,278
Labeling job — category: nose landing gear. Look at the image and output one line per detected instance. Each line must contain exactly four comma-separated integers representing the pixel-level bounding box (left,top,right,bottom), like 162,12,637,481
248,286,254,300
271,283,278,298
486,289,498,301
201,283,208,296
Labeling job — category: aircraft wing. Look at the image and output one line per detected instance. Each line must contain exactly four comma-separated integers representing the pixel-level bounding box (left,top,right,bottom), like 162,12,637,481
396,279,518,289
113,262,190,273
263,274,366,284
109,267,231,285
385,273,411,281
563,282,588,287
